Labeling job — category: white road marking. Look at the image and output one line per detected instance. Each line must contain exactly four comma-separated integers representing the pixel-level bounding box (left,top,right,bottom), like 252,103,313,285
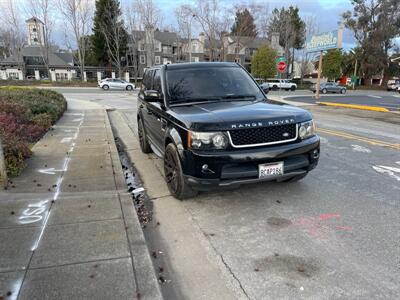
351,144,371,153
19,200,49,224
392,95,400,98
368,95,382,99
61,137,73,143
372,165,400,181
38,168,66,175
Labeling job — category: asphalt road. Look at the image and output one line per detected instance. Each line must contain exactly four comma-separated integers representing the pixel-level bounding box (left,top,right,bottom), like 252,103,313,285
268,90,400,111
60,88,400,299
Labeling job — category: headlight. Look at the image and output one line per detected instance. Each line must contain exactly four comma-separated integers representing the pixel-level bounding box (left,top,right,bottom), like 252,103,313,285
299,120,315,139
189,131,228,149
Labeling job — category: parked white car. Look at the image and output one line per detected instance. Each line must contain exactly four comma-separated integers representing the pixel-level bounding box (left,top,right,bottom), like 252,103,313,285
98,78,135,90
266,79,297,91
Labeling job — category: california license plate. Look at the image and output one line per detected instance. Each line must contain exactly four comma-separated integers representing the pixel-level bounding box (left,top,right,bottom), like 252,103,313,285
259,162,284,178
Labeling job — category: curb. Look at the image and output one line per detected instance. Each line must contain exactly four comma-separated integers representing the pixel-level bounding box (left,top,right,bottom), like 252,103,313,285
104,110,163,300
316,101,390,112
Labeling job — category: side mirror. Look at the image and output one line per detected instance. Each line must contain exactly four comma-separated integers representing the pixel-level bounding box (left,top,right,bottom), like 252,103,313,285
143,90,162,102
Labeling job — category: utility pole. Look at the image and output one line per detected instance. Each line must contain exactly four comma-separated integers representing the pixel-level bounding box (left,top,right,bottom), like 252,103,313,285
352,59,358,90
0,139,8,189
315,50,323,100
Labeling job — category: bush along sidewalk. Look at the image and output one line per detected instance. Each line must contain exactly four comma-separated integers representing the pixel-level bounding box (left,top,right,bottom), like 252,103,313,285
0,87,67,176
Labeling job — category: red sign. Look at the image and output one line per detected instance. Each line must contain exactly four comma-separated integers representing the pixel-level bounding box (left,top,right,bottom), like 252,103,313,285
277,61,286,73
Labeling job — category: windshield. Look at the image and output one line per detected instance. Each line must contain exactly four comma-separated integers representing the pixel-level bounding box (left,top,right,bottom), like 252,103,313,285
166,67,264,104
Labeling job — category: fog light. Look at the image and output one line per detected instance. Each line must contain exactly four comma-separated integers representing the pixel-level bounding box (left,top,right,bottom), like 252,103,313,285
312,149,319,159
202,164,209,171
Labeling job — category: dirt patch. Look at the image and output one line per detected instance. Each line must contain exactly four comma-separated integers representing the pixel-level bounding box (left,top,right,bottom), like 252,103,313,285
267,217,292,228
254,254,320,279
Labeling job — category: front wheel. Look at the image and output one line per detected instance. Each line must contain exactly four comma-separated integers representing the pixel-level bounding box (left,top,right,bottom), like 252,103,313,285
126,85,133,91
322,88,327,94
102,85,109,90
291,86,296,91
340,88,346,94
164,143,197,200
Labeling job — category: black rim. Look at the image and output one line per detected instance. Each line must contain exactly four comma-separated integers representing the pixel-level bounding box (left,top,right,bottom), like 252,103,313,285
164,149,179,194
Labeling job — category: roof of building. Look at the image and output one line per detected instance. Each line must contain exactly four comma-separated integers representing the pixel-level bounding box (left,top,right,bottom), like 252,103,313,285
132,30,179,45
0,46,73,66
25,17,44,24
226,36,268,49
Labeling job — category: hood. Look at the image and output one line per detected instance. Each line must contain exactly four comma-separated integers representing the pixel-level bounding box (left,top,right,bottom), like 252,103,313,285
170,100,312,131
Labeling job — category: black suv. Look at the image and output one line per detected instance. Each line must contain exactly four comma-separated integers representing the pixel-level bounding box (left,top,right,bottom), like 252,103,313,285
138,62,320,199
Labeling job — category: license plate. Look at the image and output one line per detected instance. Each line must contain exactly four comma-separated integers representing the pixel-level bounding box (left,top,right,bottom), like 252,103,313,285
259,162,284,178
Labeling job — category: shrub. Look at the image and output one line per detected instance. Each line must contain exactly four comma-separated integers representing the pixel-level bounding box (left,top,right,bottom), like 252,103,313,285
0,87,67,176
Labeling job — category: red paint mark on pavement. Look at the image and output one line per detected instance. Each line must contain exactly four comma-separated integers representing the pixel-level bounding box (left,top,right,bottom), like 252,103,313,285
319,213,340,221
335,226,352,231
293,213,351,240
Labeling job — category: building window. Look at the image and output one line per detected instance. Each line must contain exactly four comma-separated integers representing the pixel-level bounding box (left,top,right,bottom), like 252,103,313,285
191,57,199,62
163,58,170,64
155,56,160,65
139,43,145,51
140,55,146,64
234,58,241,63
32,27,37,32
155,43,161,52
191,44,196,53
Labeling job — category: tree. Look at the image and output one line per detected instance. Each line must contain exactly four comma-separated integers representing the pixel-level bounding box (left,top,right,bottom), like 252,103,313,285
251,44,277,80
59,0,93,81
92,0,128,74
321,49,343,80
231,8,257,37
343,0,400,84
267,6,306,77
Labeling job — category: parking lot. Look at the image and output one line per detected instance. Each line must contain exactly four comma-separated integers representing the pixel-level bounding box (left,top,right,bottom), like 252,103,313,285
60,88,400,299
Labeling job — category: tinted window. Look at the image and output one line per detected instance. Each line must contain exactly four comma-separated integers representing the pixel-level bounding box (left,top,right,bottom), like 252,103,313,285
166,67,264,103
153,70,161,93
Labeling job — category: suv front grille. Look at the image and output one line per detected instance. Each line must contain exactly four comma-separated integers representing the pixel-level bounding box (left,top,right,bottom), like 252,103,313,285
228,124,298,148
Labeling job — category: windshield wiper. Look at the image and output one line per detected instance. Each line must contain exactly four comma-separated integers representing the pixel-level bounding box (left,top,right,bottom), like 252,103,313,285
221,94,257,100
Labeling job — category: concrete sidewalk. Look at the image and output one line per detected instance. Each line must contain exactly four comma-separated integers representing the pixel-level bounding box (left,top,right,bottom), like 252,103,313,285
0,109,162,299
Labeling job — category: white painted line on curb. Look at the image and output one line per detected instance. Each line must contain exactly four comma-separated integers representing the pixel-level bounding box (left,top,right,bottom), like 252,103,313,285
368,95,382,99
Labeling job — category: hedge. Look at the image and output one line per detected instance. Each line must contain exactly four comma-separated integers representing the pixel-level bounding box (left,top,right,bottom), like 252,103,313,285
0,87,67,176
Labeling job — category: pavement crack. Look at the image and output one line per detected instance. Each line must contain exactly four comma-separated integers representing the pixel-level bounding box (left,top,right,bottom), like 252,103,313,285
183,205,251,300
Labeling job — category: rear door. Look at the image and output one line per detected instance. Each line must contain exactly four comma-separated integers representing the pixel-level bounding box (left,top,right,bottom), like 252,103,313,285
139,70,155,141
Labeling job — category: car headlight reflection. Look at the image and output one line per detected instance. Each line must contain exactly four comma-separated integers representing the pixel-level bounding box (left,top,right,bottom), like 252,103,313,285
189,131,228,149
299,120,315,139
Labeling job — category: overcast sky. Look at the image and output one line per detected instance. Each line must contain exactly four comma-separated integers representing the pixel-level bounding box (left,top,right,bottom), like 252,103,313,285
3,0,356,49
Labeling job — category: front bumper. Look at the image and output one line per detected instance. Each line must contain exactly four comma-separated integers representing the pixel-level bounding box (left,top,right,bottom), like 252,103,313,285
181,135,320,190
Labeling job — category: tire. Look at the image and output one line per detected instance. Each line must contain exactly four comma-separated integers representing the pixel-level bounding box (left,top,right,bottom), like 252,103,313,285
322,88,327,94
126,85,133,91
164,143,197,200
137,118,152,154
272,85,278,91
285,88,289,91
281,172,308,182
290,86,296,91
102,85,109,90
340,88,346,94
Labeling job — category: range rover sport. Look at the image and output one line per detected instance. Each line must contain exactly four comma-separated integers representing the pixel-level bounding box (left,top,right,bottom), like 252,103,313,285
137,62,320,199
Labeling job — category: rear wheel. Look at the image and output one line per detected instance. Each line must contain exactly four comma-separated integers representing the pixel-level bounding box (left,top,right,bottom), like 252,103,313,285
322,88,327,94
272,85,278,91
126,85,133,91
290,85,296,91
340,88,346,94
138,118,152,153
164,143,197,200
102,85,109,90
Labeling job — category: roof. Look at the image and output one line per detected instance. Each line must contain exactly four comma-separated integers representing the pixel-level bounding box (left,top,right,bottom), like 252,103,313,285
0,46,73,66
131,30,179,45
227,36,268,49
25,17,44,24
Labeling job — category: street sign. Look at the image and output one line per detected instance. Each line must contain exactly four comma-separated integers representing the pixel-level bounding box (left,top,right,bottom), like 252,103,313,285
277,61,286,73
306,30,343,52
